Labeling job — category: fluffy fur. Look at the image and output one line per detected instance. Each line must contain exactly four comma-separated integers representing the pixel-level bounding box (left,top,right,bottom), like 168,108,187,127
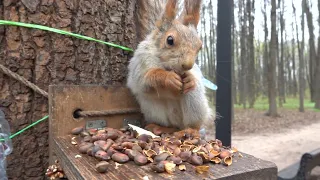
128,0,214,131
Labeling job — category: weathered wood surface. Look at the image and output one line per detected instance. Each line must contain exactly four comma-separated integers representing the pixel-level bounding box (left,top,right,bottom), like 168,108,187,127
0,1,137,179
49,85,278,179
49,85,143,164
53,136,278,180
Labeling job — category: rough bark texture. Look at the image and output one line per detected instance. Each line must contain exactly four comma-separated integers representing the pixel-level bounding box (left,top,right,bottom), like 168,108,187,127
263,0,268,97
247,0,255,108
315,0,320,109
278,0,285,107
0,0,136,179
267,0,278,117
303,0,317,103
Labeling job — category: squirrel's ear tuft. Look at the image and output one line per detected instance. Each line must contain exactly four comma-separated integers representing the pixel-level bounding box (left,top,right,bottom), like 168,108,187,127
164,0,178,21
181,0,202,27
157,0,178,29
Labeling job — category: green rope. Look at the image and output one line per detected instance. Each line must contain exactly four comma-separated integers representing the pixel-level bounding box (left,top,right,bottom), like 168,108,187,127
0,115,49,141
0,20,135,140
0,20,134,52
0,20,134,140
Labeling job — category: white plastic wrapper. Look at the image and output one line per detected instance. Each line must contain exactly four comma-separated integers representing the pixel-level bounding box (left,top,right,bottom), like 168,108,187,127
0,110,12,180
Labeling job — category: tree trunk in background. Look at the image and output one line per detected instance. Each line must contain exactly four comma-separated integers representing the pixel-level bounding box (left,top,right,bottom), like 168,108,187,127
267,0,278,117
291,22,298,98
315,0,320,109
239,0,248,108
293,0,305,112
314,0,320,109
208,0,215,103
0,0,136,179
247,0,255,108
285,30,292,97
255,38,262,96
303,0,317,103
278,0,285,106
263,0,268,97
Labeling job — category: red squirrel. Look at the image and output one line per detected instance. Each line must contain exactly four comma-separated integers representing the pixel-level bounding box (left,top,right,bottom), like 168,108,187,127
127,0,214,138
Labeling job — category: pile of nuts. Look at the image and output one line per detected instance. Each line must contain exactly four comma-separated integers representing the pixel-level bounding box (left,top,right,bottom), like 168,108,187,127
71,126,240,174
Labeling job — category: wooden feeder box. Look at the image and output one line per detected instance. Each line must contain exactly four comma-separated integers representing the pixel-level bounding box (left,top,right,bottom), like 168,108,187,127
49,85,278,180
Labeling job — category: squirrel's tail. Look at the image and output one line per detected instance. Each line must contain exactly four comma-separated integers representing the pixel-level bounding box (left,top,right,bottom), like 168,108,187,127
135,0,167,42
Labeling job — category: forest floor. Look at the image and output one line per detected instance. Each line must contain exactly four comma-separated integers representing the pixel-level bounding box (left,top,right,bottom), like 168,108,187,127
207,108,320,179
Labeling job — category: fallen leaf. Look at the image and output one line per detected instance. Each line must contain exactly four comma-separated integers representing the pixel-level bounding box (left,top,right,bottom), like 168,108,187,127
195,165,209,174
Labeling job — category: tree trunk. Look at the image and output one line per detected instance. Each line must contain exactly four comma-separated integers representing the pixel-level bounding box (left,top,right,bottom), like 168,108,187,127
285,30,292,97
240,0,247,108
0,1,136,179
247,0,255,108
263,0,268,97
267,0,278,117
278,0,285,106
314,0,320,109
303,0,317,102
294,0,305,112
208,0,215,103
291,22,298,97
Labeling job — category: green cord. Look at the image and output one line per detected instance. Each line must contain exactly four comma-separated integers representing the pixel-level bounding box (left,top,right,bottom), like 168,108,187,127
0,20,134,52
0,115,49,141
0,20,135,140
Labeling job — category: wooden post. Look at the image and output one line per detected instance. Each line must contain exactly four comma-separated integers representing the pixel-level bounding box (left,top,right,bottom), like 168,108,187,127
215,0,233,147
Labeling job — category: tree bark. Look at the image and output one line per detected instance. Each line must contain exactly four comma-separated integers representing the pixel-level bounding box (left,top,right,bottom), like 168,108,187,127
267,0,278,117
303,0,317,102
314,0,320,109
263,0,269,97
293,0,305,112
278,0,285,106
239,0,248,108
291,22,298,97
247,0,255,108
0,0,136,179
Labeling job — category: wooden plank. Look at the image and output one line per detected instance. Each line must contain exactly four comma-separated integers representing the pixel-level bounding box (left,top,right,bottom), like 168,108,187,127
53,136,278,180
48,85,143,164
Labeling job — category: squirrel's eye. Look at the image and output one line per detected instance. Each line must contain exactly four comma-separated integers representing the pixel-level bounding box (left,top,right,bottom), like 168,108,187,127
167,36,174,46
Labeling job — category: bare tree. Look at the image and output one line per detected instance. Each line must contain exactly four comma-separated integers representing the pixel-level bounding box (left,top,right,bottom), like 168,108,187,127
262,0,269,97
267,0,278,117
293,0,305,112
315,0,320,108
239,0,248,108
247,0,256,108
303,0,317,103
278,0,285,106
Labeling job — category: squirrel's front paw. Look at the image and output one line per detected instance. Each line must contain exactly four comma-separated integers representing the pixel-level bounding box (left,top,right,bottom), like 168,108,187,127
164,71,183,93
182,72,196,94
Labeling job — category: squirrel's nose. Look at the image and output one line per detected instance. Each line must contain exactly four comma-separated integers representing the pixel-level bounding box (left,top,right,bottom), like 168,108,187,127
182,62,194,70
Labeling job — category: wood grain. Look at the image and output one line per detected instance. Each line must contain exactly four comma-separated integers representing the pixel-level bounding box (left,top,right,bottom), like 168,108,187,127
49,85,143,165
53,136,277,180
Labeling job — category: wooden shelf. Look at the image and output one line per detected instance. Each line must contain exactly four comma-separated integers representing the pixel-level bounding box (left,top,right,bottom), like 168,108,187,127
52,136,277,180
